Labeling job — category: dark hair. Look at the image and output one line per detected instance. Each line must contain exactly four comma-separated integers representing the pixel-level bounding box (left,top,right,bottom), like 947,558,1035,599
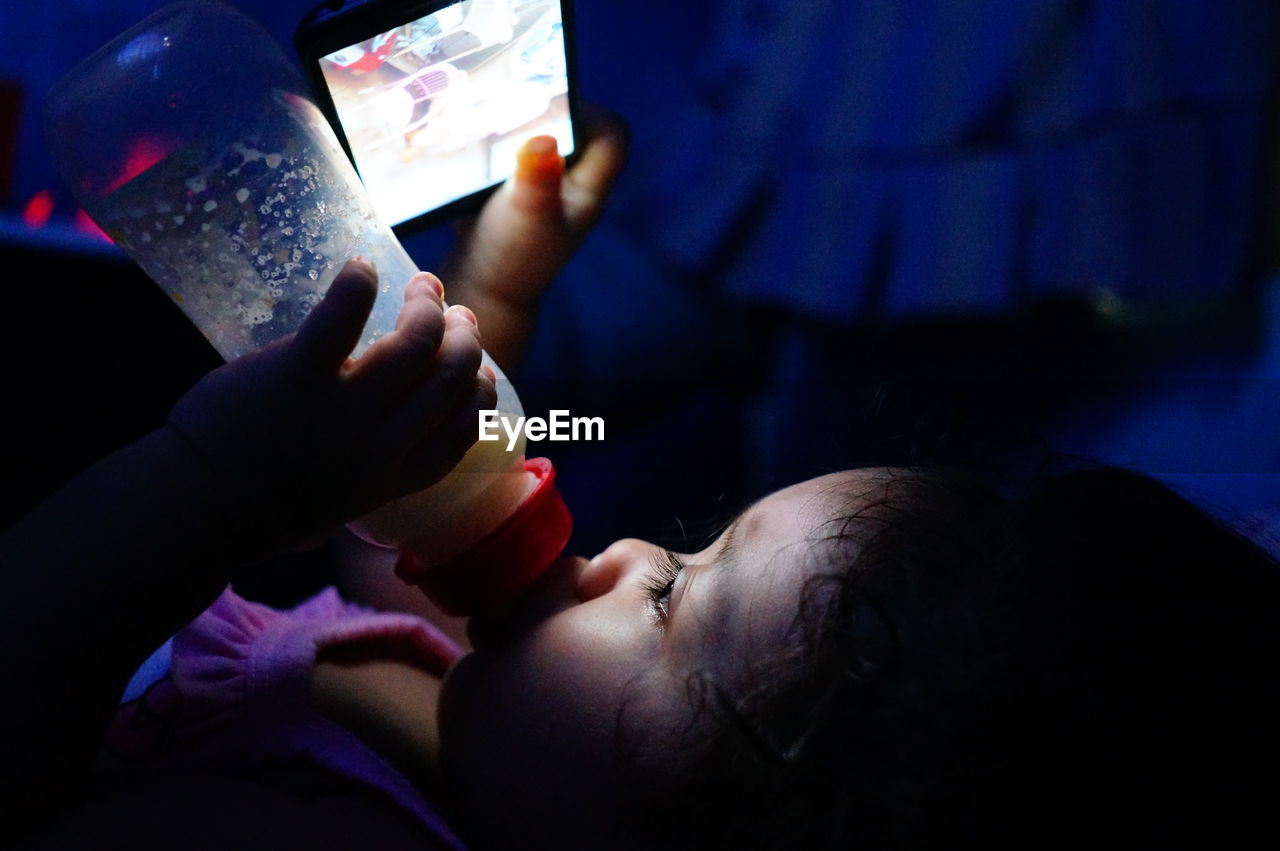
649,466,1280,849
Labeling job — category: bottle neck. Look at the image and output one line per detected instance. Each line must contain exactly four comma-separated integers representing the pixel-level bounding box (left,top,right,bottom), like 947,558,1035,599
396,458,574,616
404,464,537,569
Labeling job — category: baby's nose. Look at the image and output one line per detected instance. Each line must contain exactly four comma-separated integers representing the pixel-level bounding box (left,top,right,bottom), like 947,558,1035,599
577,538,654,602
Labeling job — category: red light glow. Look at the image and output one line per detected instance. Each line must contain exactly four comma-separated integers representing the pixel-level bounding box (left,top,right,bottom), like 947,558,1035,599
74,209,114,244
22,189,54,228
86,134,178,196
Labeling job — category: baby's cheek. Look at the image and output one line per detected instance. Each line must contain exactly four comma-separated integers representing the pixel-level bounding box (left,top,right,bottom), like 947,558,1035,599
438,656,542,809
438,637,606,767
438,649,638,844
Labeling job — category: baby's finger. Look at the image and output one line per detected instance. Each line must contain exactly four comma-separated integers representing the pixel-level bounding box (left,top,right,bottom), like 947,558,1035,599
397,272,445,329
350,273,448,393
398,375,498,493
292,258,379,372
563,110,629,227
509,135,565,215
385,306,484,442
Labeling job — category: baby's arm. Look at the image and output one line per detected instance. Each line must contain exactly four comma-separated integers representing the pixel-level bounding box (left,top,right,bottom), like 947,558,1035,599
443,110,628,372
313,648,445,795
0,259,493,835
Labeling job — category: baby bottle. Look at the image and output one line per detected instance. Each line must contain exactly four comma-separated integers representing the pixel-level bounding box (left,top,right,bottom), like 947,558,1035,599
45,0,571,614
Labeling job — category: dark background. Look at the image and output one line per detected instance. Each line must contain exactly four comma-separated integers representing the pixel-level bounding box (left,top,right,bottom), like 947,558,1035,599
4,1,1280,574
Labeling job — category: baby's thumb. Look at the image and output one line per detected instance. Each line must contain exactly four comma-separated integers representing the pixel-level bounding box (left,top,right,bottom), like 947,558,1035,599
509,135,564,214
292,258,378,371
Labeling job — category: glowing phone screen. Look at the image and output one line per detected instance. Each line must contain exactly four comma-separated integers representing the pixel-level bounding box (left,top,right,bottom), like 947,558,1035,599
320,0,574,226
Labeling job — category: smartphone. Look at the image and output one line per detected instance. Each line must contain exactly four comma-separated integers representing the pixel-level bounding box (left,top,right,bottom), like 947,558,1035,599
296,0,580,232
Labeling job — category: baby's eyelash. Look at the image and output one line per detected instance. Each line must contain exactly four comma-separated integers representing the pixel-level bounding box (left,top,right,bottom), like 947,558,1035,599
642,549,685,625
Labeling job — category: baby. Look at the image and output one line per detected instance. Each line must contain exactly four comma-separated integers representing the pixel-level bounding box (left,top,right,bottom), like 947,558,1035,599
4,123,1279,849
428,463,1280,848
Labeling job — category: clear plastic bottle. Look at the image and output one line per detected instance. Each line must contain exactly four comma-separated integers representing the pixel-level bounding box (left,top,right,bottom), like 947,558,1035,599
46,0,569,613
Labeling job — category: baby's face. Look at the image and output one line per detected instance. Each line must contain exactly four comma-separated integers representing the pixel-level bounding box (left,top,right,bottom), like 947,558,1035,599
438,469,880,846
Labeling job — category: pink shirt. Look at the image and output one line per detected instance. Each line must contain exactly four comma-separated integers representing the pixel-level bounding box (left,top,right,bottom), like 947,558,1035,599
107,587,465,849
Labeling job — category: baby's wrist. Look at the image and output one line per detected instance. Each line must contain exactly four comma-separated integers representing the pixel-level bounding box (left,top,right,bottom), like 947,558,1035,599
312,654,444,792
151,423,272,564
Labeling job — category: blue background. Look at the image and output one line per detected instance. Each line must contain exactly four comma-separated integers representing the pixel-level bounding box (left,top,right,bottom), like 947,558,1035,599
3,0,1280,563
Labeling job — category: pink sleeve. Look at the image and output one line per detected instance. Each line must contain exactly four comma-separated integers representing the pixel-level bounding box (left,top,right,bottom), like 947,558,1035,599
170,586,463,730
138,587,468,848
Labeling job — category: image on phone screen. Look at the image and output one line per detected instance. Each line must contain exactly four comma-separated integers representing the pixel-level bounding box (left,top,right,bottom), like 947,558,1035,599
318,0,574,227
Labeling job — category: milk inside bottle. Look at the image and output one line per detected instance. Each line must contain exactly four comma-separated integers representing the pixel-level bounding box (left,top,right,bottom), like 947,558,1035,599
46,0,571,614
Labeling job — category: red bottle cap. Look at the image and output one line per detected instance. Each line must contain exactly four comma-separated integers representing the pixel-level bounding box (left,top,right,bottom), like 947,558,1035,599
394,457,572,616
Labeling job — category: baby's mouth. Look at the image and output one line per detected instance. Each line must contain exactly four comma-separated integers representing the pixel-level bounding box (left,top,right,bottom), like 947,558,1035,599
465,555,588,652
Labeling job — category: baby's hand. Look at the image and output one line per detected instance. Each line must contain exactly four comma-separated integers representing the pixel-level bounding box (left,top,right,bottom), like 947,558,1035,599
442,107,628,370
166,260,496,558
